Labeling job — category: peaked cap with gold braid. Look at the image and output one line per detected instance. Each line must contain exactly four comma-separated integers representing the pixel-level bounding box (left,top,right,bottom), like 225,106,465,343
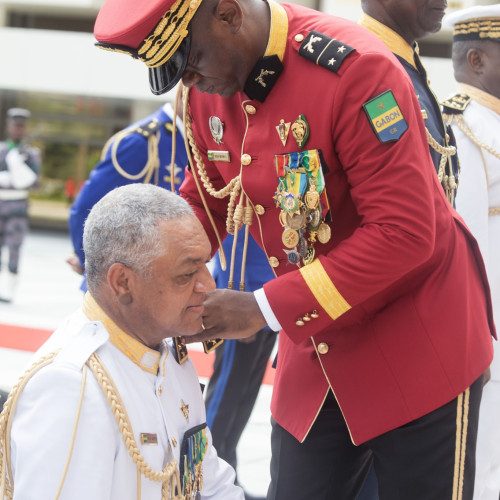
444,4,500,42
94,0,203,94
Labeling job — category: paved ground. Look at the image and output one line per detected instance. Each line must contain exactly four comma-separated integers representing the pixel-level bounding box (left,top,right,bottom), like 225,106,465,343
0,227,272,497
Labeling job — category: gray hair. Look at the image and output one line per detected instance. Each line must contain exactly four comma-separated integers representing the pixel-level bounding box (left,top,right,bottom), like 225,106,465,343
83,184,194,292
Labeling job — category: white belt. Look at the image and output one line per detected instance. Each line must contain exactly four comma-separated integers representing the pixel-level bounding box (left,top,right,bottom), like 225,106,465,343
0,189,29,201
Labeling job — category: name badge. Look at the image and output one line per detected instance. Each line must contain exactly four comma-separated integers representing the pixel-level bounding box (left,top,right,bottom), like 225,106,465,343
208,150,231,162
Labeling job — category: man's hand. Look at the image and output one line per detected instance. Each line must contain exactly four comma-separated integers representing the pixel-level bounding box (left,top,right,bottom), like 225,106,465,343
181,289,268,344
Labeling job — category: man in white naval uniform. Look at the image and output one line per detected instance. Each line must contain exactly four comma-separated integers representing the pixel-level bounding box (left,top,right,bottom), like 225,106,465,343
0,184,243,500
443,5,500,500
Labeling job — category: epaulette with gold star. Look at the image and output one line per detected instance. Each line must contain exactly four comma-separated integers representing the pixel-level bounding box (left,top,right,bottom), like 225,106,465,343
441,93,472,115
135,118,173,138
298,31,355,73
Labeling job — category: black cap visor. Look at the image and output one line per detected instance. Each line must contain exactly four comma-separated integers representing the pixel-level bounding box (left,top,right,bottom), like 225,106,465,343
148,34,191,95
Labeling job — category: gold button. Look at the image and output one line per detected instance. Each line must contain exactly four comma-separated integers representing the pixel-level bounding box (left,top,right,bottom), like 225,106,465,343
255,204,265,215
296,318,305,326
241,154,252,166
311,310,319,319
317,342,329,355
158,385,163,396
294,33,304,43
269,256,279,268
245,104,256,115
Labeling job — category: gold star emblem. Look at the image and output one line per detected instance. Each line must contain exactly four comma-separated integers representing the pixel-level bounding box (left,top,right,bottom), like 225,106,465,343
337,45,346,53
328,58,336,66
180,399,189,423
163,164,183,186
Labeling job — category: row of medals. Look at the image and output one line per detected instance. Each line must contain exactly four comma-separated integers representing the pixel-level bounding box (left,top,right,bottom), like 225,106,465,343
277,180,331,267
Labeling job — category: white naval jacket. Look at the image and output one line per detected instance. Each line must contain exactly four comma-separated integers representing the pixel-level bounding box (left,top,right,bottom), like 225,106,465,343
9,308,243,499
452,87,500,381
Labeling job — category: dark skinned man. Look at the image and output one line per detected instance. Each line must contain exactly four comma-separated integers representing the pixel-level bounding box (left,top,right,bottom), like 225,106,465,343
94,1,495,498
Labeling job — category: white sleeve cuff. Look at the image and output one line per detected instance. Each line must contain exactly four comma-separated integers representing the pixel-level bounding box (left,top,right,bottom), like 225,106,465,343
254,288,282,332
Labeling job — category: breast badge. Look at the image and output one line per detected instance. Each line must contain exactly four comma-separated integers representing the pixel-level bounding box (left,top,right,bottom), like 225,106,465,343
209,116,224,144
276,118,291,147
291,114,310,148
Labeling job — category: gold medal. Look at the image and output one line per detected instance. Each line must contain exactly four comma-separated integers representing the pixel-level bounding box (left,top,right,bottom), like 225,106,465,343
282,228,300,248
291,114,310,148
302,246,315,266
306,209,321,230
317,222,332,244
279,210,288,227
305,189,320,209
180,399,190,423
286,211,306,230
282,193,300,213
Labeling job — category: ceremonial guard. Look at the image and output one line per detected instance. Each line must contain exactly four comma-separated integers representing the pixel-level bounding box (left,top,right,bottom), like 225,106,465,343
94,0,495,498
359,0,460,206
68,102,187,292
442,6,500,500
0,108,40,302
0,185,243,500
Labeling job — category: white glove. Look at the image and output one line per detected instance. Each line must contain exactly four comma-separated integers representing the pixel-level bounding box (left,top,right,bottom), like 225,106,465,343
5,148,37,189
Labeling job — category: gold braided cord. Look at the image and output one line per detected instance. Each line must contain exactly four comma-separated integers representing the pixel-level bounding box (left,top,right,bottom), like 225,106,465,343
171,85,183,193
0,349,183,500
108,126,161,183
443,112,500,217
86,353,183,499
181,86,227,270
54,365,88,500
182,86,244,236
452,114,500,162
0,351,59,499
426,127,458,204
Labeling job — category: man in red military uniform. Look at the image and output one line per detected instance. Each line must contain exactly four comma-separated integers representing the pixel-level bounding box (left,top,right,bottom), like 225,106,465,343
94,0,495,498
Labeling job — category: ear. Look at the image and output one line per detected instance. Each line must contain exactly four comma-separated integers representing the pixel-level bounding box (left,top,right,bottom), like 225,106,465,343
215,0,242,33
107,263,134,305
466,47,485,74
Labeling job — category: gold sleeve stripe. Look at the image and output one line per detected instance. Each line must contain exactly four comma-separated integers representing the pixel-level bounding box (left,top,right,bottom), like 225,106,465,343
299,259,351,320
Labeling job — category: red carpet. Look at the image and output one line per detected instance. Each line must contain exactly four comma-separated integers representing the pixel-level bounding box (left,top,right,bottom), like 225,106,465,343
0,323,275,385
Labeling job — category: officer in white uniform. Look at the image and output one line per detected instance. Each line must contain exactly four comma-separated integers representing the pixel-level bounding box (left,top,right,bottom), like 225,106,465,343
0,184,244,500
443,6,500,500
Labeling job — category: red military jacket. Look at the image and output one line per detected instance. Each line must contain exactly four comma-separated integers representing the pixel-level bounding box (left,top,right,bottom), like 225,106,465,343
180,2,495,444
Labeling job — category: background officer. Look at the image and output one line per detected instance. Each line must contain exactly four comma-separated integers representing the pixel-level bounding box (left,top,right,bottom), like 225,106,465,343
67,101,187,291
443,6,500,499
360,0,459,206
0,108,41,303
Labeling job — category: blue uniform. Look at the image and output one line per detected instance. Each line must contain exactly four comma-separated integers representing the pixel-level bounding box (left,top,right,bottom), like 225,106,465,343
360,14,460,208
205,230,277,483
69,103,187,291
